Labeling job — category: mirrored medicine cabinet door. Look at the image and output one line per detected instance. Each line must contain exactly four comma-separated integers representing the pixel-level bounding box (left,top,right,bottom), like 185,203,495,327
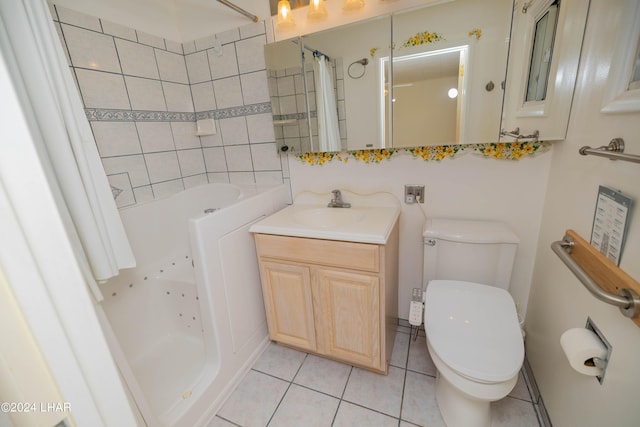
265,0,514,153
500,0,590,141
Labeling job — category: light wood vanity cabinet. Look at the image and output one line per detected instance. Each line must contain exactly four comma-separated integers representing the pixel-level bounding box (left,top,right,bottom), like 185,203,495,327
254,222,398,374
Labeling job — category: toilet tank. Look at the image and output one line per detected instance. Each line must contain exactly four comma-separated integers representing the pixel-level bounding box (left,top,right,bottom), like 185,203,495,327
423,218,519,290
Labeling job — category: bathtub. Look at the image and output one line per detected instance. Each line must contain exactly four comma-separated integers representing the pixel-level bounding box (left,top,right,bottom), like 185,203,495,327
99,183,289,427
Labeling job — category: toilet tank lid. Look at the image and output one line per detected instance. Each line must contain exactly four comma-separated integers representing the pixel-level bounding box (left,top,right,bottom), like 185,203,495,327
423,218,519,244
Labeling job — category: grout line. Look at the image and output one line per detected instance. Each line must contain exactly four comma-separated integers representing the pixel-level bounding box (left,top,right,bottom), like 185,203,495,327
398,353,409,426
215,414,242,426
264,352,310,426
333,399,401,425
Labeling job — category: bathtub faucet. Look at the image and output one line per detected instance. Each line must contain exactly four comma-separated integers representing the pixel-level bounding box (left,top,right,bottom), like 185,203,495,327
328,189,351,208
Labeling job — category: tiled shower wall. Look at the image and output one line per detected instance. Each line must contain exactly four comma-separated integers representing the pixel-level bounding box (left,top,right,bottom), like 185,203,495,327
49,3,284,208
268,59,347,153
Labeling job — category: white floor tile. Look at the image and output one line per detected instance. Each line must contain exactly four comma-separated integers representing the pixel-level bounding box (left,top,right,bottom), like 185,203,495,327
206,416,237,426
491,396,540,427
216,370,288,427
407,336,436,376
333,401,398,427
342,366,404,418
293,354,351,398
397,324,412,335
401,370,446,427
269,384,339,427
509,371,532,401
214,331,541,427
252,342,307,381
390,331,410,369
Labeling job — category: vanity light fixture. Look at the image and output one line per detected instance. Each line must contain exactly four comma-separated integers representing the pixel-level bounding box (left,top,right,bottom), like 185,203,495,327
342,0,365,12
276,0,296,31
307,0,328,22
448,88,458,99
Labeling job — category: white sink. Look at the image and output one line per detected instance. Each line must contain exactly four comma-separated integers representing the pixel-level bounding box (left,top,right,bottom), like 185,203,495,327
293,208,365,228
249,190,401,244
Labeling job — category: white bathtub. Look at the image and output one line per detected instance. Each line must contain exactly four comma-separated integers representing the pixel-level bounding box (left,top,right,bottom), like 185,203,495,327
99,183,289,427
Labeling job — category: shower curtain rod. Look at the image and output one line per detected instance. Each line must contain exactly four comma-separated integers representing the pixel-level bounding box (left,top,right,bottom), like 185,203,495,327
293,39,331,61
309,48,330,61
216,0,259,22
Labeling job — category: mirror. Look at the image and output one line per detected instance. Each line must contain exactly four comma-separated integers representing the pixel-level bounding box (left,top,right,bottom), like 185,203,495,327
386,46,468,147
265,39,309,153
501,0,589,141
391,0,513,147
265,0,514,153
266,17,391,153
302,16,391,151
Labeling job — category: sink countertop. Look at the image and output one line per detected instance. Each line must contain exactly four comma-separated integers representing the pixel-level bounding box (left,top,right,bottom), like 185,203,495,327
249,204,400,244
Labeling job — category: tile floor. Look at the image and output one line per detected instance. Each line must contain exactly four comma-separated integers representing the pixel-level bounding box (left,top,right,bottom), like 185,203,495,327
210,323,542,427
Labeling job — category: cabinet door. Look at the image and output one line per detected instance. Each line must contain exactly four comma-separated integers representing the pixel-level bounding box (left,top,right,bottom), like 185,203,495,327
314,268,381,370
259,261,316,352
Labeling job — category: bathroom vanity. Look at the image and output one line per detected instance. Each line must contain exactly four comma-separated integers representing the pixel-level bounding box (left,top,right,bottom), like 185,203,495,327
250,192,400,374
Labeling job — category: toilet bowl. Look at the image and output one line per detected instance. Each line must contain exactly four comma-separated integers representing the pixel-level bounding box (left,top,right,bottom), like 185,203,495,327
425,280,524,427
422,219,523,427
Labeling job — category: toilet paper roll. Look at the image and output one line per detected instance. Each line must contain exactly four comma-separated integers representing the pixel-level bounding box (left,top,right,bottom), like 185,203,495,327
560,328,607,376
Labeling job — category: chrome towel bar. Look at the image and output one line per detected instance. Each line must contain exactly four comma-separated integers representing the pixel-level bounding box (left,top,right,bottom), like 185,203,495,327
551,234,640,318
579,138,640,164
499,127,540,142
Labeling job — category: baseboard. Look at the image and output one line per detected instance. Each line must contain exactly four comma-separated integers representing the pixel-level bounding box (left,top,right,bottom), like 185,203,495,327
523,356,553,427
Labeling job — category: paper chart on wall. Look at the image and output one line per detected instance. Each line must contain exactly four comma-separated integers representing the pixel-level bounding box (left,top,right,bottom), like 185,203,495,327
590,186,632,265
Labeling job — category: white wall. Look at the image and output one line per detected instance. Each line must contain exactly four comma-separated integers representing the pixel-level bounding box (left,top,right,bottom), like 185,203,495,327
525,0,640,425
288,149,552,320
393,76,458,147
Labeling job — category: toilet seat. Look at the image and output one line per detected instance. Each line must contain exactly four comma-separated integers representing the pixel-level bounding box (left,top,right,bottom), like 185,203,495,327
425,280,524,384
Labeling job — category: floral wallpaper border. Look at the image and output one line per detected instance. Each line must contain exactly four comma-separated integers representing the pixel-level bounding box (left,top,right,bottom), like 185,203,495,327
294,141,551,165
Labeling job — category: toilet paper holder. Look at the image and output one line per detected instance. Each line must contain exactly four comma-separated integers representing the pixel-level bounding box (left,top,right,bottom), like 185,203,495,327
585,317,612,385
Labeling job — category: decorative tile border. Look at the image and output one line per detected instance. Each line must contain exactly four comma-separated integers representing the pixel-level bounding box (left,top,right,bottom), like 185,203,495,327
272,112,308,121
295,141,551,165
85,102,272,122
85,109,195,122
271,110,317,122
196,102,272,120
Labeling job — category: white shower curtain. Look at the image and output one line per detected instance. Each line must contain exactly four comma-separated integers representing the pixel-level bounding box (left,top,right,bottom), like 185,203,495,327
313,56,341,152
0,0,135,300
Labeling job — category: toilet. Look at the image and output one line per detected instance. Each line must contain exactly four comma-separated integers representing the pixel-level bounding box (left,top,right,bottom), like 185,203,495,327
422,218,524,427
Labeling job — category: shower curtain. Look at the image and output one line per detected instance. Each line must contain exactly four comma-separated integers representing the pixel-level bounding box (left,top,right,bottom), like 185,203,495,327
312,56,341,152
0,0,135,300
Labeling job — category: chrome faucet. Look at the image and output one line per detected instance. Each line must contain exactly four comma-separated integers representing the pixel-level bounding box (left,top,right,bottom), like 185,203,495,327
327,189,351,208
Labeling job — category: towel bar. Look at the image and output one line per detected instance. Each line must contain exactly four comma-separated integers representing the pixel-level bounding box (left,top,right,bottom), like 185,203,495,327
579,138,640,164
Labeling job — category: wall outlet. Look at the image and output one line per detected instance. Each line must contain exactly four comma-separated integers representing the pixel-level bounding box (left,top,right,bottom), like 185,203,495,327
404,185,425,204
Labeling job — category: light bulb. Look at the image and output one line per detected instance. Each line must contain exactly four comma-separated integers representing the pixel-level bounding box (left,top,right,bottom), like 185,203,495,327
308,0,328,22
448,88,458,99
342,0,365,12
276,0,295,31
